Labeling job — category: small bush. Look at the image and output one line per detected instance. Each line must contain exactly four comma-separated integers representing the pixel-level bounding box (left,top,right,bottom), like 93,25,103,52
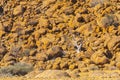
0,66,13,77
0,62,33,76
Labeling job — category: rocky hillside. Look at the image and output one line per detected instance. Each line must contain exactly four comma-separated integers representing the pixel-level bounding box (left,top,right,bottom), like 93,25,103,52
0,0,120,74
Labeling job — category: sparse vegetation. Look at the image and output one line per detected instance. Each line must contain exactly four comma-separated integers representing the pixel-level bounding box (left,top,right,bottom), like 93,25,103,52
0,0,119,79
0,62,33,76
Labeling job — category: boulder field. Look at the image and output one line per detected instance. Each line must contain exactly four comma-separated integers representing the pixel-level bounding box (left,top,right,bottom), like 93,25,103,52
0,0,120,75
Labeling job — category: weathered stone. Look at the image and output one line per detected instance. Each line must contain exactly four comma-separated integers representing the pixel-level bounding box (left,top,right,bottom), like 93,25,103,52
115,13,120,22
60,62,69,69
63,6,74,15
36,53,48,61
69,63,78,70
47,46,64,59
40,37,51,49
2,20,13,32
0,0,120,72
0,22,4,31
35,61,46,70
21,56,29,62
66,69,80,78
91,50,109,64
46,64,52,70
87,64,99,71
89,0,107,7
107,36,120,51
3,54,15,62
35,70,70,79
116,62,120,69
78,61,87,69
38,16,49,28
27,20,39,26
79,68,88,72
0,46,7,60
0,6,3,15
29,50,37,56
13,5,25,15
6,60,16,65
52,63,60,69
115,52,120,62
97,15,114,27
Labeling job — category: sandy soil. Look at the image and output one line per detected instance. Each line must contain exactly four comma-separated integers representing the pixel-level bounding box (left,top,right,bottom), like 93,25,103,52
1,70,120,80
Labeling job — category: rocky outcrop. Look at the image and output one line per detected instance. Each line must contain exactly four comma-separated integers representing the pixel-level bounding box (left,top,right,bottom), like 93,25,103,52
0,0,120,72
46,46,64,59
35,70,70,79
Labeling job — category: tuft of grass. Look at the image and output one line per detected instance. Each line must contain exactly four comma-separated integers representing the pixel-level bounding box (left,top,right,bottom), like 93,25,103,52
0,62,33,76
